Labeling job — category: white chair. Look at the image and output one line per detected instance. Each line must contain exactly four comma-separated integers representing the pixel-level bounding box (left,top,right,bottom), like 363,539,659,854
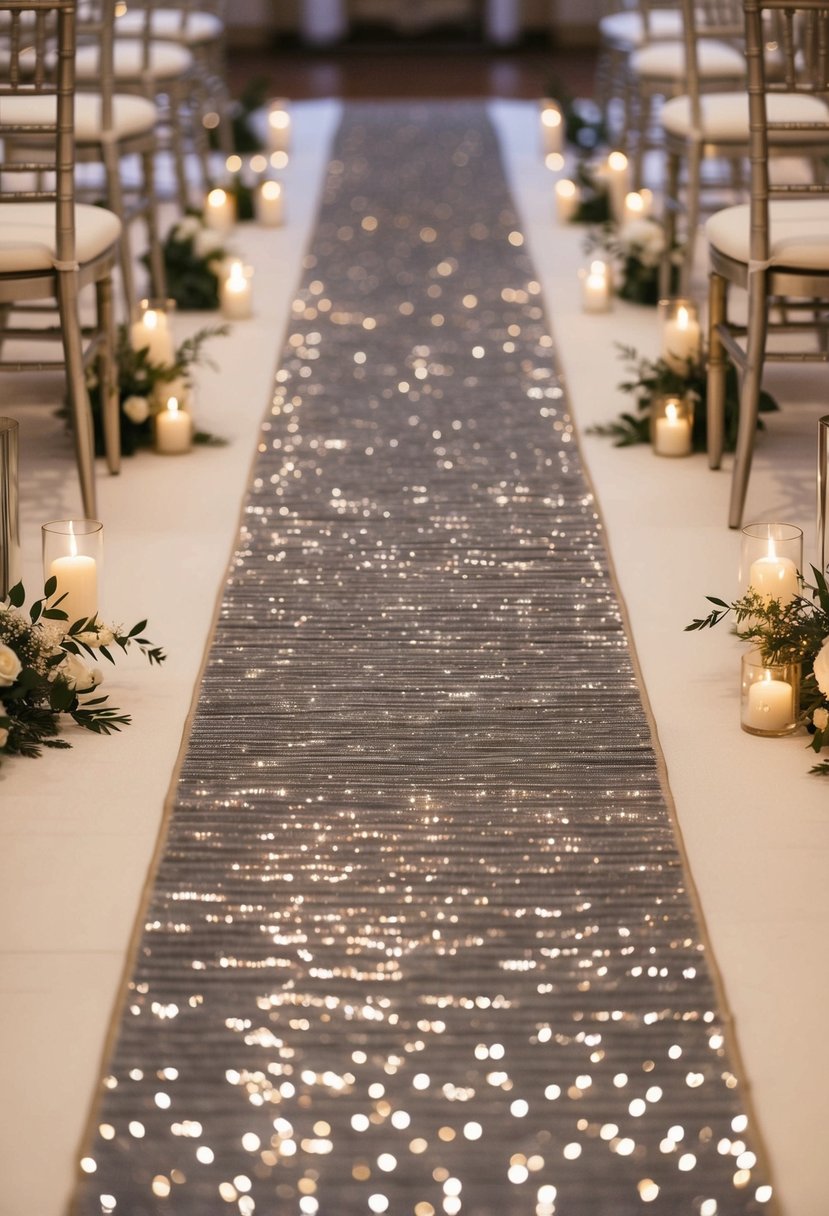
660,0,829,295
0,0,123,515
595,0,684,144
706,0,829,528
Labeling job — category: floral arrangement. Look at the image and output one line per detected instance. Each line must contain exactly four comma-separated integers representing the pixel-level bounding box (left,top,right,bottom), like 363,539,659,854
145,213,228,310
585,219,679,305
686,568,829,775
587,343,778,449
545,79,608,152
86,323,228,455
0,581,165,764
570,162,612,225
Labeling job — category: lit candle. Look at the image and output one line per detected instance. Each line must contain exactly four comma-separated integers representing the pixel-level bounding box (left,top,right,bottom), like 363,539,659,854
604,150,630,222
267,102,291,154
49,527,98,625
555,179,579,223
220,260,253,320
749,540,799,605
623,188,653,221
130,304,175,366
654,399,692,456
663,304,701,373
581,260,611,313
154,396,193,455
745,669,795,733
204,187,235,234
540,103,563,155
256,180,284,227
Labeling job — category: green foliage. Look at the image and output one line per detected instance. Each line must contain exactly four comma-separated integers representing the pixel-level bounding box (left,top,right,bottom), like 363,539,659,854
544,80,607,152
572,163,611,225
0,583,165,765
587,344,778,451
687,568,829,775
142,212,227,311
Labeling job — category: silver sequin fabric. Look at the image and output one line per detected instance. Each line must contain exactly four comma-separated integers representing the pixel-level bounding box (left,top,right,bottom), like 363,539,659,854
73,104,771,1216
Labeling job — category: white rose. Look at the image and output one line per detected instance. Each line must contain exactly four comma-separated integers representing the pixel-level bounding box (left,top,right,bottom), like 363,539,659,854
122,395,150,424
77,625,114,648
54,652,100,692
813,706,829,732
0,642,22,687
174,215,201,241
193,228,225,259
813,637,829,697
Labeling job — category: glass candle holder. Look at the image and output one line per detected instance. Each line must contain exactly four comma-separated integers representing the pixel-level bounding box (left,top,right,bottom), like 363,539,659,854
741,650,800,736
256,179,284,227
651,393,693,457
659,297,701,373
42,519,103,626
740,522,802,605
580,259,612,313
267,98,291,154
204,186,236,234
555,178,579,223
220,260,254,320
540,100,564,156
130,298,176,367
154,396,193,455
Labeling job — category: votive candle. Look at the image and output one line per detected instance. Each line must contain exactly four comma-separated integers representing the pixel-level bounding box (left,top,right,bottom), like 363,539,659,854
204,187,236,234
256,180,284,227
130,301,175,366
220,260,253,320
155,397,193,455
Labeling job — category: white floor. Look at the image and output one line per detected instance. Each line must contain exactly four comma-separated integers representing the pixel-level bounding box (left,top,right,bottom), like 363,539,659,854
0,99,826,1216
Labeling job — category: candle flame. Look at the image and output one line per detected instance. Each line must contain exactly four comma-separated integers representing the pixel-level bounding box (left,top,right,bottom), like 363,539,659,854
227,260,246,286
665,401,679,423
269,109,290,130
677,305,689,330
625,191,644,215
542,108,561,129
556,179,576,198
68,519,78,558
207,187,227,207
144,308,158,331
225,154,242,174
166,396,180,415
262,180,281,201
589,259,607,277
767,537,778,561
250,154,268,174
545,153,565,172
608,150,628,172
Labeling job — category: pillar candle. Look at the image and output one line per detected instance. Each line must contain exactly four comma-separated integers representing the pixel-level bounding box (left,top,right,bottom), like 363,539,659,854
604,151,630,222
623,188,653,221
745,671,794,733
130,305,175,366
581,260,611,313
155,397,193,455
220,261,253,320
540,104,563,156
663,305,701,373
555,179,579,223
654,400,692,456
50,551,97,625
749,544,799,605
204,187,235,234
256,180,284,227
267,104,291,154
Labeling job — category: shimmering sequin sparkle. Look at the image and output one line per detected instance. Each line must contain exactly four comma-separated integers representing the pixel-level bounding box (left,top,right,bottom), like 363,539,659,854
73,104,770,1216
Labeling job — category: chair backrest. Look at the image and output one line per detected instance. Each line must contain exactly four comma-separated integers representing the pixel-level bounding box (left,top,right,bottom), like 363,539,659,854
744,0,829,262
0,0,77,266
680,0,745,113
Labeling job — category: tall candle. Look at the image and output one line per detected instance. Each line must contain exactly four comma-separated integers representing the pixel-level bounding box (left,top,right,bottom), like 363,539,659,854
555,179,579,223
623,189,653,221
654,400,692,456
204,187,235,234
267,103,291,154
540,104,563,155
749,542,799,605
256,180,284,227
745,670,794,733
581,260,611,313
663,305,701,373
130,305,175,366
220,261,253,320
604,151,630,222
49,527,98,625
155,397,193,455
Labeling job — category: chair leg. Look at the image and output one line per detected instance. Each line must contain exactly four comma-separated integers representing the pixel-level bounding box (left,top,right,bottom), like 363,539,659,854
681,141,703,297
56,271,98,518
707,270,728,470
142,146,167,300
102,141,136,313
659,149,680,299
97,273,121,477
728,273,769,529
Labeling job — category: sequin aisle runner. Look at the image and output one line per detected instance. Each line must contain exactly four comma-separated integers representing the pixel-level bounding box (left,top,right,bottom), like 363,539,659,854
74,104,771,1216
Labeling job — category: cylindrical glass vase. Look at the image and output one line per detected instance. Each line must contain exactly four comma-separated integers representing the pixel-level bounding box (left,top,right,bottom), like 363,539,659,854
741,651,800,737
130,298,176,367
659,297,702,373
651,393,694,457
42,519,103,627
740,522,802,605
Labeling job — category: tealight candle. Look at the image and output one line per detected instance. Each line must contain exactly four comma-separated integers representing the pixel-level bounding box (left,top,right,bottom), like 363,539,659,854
555,179,579,223
744,669,795,733
154,396,193,455
130,301,175,366
653,398,692,456
267,101,291,154
220,260,253,320
256,179,284,227
540,103,564,156
42,519,102,626
604,150,630,222
662,303,701,373
580,259,611,313
749,540,799,606
204,187,236,234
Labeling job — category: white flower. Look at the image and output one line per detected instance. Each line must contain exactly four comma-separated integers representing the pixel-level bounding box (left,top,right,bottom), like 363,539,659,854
813,637,829,697
77,625,115,648
813,706,829,731
54,651,100,692
122,395,150,425
0,642,22,687
193,227,225,260
173,215,201,242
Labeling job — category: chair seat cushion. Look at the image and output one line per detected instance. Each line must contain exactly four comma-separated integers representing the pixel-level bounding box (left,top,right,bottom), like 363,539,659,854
600,8,683,48
706,200,829,269
662,90,829,141
0,203,122,273
75,38,193,82
116,7,224,44
631,38,745,80
0,93,158,141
